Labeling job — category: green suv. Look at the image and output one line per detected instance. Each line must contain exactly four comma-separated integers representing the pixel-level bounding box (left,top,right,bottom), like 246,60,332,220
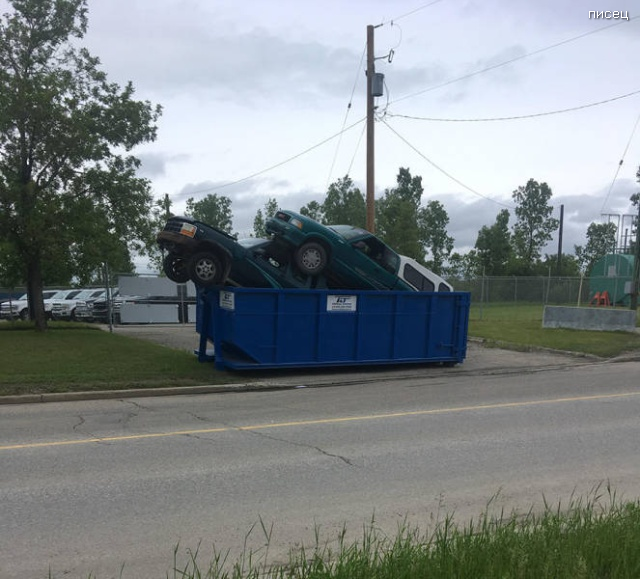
265,210,418,291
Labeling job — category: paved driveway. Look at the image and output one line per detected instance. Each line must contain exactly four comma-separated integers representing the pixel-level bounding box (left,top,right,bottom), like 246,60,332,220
110,323,596,382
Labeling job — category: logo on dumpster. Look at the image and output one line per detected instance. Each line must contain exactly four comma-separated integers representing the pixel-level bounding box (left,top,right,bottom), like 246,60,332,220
327,295,357,312
219,291,235,310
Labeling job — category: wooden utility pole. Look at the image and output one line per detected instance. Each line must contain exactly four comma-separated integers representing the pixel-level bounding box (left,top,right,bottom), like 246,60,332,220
631,201,640,310
556,204,564,274
366,24,375,233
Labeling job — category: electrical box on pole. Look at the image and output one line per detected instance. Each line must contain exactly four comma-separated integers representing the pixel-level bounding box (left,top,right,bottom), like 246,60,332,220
372,73,384,97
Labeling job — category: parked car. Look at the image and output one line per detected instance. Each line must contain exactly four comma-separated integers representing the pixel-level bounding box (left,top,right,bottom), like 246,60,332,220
265,210,453,292
50,288,106,321
0,289,76,321
87,290,141,325
157,216,312,289
74,292,107,322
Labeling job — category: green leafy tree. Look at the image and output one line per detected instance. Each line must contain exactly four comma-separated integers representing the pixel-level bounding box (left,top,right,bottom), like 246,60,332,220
446,250,480,281
540,253,580,277
299,200,324,222
253,197,278,237
421,200,454,275
147,193,174,274
322,175,365,227
475,209,512,275
376,167,425,260
185,194,233,233
574,221,617,274
511,179,559,274
0,0,161,329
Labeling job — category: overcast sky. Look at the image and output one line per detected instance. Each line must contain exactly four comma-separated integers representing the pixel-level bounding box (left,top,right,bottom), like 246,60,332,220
7,0,640,271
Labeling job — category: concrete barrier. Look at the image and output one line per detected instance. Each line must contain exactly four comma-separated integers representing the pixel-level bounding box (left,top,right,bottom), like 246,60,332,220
543,306,637,332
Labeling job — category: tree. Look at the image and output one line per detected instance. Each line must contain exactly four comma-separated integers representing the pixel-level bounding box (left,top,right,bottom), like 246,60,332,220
446,250,480,281
421,199,454,275
322,175,365,227
253,197,278,238
511,179,559,274
299,200,324,222
185,194,233,233
376,167,425,260
475,209,512,275
0,0,161,329
574,221,617,274
541,253,580,277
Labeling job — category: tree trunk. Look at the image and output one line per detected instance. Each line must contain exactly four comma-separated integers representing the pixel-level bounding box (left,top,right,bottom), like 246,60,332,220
26,257,47,331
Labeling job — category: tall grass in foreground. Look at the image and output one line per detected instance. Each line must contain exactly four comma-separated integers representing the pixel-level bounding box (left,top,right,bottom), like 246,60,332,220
167,492,640,579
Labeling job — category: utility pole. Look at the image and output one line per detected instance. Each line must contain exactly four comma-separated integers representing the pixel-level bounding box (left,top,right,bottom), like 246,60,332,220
631,201,640,310
556,204,564,275
366,24,375,233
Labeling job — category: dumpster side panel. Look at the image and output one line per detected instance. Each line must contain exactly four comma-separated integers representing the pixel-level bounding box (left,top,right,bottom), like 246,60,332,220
200,287,469,370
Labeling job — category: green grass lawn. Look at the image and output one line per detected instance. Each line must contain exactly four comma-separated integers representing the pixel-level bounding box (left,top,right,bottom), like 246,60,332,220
0,322,239,396
469,303,640,358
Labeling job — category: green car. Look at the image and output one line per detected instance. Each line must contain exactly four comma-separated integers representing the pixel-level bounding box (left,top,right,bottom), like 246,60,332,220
265,210,418,291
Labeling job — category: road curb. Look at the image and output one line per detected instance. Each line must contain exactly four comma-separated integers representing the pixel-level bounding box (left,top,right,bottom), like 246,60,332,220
0,382,292,405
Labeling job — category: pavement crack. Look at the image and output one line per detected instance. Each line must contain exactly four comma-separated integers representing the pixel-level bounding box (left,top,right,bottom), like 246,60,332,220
72,415,85,432
187,412,211,422
240,428,357,467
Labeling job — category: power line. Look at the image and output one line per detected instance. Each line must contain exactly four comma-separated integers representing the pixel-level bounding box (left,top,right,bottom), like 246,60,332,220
326,42,367,188
388,89,640,122
382,0,448,25
381,119,513,208
180,117,366,199
391,15,639,107
347,120,367,176
601,110,640,213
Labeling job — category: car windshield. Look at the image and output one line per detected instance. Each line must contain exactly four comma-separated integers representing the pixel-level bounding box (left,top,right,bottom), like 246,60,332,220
74,289,101,300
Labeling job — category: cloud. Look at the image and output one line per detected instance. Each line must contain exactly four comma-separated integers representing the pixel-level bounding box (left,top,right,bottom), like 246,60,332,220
85,6,368,106
136,152,190,179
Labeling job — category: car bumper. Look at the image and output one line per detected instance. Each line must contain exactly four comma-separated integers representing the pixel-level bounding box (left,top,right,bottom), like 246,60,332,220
156,231,200,255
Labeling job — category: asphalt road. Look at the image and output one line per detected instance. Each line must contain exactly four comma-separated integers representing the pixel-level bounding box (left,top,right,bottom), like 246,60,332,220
1,348,639,579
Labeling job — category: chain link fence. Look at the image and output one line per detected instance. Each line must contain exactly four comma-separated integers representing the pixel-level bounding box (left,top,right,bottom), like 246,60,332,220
452,275,635,307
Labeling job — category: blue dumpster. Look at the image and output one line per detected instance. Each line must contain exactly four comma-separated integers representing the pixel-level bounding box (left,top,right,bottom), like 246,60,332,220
196,287,470,370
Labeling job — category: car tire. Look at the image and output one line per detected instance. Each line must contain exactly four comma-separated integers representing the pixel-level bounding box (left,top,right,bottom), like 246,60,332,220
188,251,224,287
294,242,328,275
19,308,29,321
163,253,190,284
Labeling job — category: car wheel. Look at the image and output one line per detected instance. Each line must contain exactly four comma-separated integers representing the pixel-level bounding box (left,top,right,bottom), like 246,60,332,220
188,251,224,287
19,308,29,321
163,253,190,284
295,242,328,275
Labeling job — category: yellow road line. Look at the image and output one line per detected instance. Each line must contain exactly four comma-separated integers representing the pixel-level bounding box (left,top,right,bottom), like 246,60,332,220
2,391,639,451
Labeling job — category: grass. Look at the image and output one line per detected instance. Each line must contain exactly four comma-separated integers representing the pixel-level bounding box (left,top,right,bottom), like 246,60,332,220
469,302,640,358
144,489,640,578
2,302,639,396
0,321,240,396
